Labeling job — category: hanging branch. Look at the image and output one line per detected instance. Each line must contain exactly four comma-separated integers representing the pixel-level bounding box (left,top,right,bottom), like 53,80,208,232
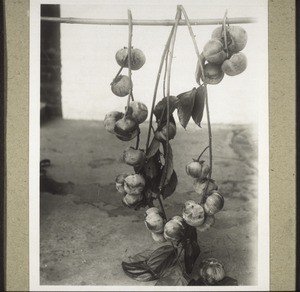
222,10,229,58
126,9,133,110
180,5,204,83
159,7,181,192
145,26,175,154
197,145,210,161
200,84,213,205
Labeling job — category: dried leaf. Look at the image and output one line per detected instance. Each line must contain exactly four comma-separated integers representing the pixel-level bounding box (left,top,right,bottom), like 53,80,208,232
141,152,162,180
128,249,154,263
177,88,196,129
147,245,177,275
122,261,156,281
160,143,173,186
146,138,160,159
154,96,179,122
192,85,206,127
122,245,177,282
155,264,188,286
184,240,200,274
195,52,206,85
161,170,177,199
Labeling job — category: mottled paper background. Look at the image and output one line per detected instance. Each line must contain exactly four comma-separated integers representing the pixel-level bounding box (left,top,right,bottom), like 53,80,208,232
4,0,296,291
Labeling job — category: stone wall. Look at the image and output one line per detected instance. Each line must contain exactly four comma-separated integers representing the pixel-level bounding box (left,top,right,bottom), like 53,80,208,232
41,5,62,121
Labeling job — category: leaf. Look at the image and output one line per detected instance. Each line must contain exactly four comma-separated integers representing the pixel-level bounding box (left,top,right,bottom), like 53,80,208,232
122,245,177,282
192,85,206,127
160,143,173,187
184,239,200,274
155,264,188,286
122,261,157,281
154,96,179,122
146,138,160,159
161,170,177,199
177,88,196,129
128,249,154,263
147,245,178,277
195,52,206,85
141,151,162,180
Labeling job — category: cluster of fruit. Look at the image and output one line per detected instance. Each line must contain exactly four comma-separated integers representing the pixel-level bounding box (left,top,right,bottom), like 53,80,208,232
104,46,148,141
104,101,148,141
110,47,146,97
197,25,248,85
142,159,224,244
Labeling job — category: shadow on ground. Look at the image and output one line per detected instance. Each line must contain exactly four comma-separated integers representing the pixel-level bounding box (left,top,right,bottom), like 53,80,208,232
40,119,258,286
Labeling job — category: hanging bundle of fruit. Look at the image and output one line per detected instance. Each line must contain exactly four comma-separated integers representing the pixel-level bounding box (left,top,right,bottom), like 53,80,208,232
103,6,248,286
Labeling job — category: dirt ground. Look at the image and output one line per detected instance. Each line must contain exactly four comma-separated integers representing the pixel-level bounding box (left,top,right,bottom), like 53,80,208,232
40,118,258,286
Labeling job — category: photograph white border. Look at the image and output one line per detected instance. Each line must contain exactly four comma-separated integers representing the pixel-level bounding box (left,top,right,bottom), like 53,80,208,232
29,0,269,290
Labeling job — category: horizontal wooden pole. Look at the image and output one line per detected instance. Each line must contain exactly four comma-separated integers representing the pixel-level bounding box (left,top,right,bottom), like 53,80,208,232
41,16,257,26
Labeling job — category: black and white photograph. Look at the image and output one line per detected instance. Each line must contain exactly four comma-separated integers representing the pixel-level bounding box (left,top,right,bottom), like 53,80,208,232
29,0,269,290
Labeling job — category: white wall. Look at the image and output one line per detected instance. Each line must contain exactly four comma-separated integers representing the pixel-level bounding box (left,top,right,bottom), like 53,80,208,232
60,0,268,125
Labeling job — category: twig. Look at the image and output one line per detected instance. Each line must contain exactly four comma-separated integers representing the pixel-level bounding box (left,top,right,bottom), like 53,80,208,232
163,53,168,99
145,26,175,154
159,7,181,191
180,6,204,83
201,84,213,204
126,10,133,111
197,145,210,161
222,10,229,58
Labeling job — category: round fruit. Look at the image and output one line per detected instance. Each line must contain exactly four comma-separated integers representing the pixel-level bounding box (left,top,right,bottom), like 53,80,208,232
182,200,205,227
163,216,186,242
103,111,124,134
154,123,176,142
197,215,215,232
124,174,146,196
203,39,227,64
114,116,138,137
199,258,225,285
221,52,247,76
204,191,224,215
123,147,146,167
127,101,148,124
111,75,132,97
116,128,139,141
122,193,143,207
145,211,165,234
212,25,247,53
115,47,146,70
193,178,218,197
115,173,131,195
203,63,224,85
146,207,160,215
151,232,166,243
186,160,210,179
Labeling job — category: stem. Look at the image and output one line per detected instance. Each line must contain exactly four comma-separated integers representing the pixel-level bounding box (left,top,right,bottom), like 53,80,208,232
159,7,181,191
201,84,213,204
197,145,210,161
157,195,167,220
111,63,125,84
135,133,140,150
180,6,205,82
222,10,229,58
163,53,168,99
145,26,175,154
126,10,133,110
